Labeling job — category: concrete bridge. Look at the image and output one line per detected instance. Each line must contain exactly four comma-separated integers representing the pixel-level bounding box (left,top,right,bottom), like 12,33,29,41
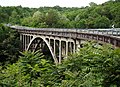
10,25,120,64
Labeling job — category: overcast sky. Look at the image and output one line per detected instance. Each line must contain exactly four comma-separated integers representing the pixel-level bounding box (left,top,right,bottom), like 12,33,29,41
0,0,109,8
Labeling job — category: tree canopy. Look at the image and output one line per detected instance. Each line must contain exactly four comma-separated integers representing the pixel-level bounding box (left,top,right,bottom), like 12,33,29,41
0,0,120,28
1,42,120,87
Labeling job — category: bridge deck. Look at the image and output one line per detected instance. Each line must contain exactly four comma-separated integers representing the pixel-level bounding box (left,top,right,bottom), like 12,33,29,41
9,25,120,47
10,25,120,36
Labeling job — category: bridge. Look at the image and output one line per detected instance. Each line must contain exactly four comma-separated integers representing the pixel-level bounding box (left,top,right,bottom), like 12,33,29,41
9,25,120,64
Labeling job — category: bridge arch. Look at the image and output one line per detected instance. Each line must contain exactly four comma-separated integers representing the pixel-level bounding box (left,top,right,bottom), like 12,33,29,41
26,36,58,64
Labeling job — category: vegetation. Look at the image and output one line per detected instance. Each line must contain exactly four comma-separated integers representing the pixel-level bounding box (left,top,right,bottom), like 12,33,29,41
0,0,120,28
0,0,120,87
0,42,120,87
0,24,20,66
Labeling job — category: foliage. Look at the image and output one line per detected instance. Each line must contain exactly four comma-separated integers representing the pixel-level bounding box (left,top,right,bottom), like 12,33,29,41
1,51,58,87
1,42,120,87
0,0,120,86
0,24,20,66
59,42,120,87
0,1,120,28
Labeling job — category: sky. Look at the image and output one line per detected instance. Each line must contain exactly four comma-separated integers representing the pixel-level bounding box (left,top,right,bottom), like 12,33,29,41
0,0,109,8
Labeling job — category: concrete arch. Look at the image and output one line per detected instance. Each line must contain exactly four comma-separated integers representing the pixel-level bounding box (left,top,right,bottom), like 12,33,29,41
26,36,58,64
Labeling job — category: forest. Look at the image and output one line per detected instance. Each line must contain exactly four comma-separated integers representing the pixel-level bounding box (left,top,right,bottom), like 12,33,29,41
0,0,120,28
0,0,120,87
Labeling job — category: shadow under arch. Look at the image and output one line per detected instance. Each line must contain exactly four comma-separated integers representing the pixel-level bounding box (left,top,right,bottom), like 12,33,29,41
26,36,58,64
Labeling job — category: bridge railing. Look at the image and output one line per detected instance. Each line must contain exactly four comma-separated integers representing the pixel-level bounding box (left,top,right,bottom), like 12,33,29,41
10,25,120,36
9,25,120,47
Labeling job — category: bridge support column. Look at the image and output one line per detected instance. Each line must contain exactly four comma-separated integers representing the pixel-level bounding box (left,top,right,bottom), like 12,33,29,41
76,40,81,51
59,40,61,64
61,41,66,59
29,36,31,43
24,35,27,50
54,39,56,58
69,42,72,53
66,41,68,58
26,35,29,48
23,35,25,51
73,42,76,53
20,34,22,41
20,34,22,50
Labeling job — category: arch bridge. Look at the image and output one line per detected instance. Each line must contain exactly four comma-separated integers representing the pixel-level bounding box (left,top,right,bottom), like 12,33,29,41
10,25,120,64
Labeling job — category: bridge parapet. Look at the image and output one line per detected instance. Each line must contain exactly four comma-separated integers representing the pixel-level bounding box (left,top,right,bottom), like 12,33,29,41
10,25,120,35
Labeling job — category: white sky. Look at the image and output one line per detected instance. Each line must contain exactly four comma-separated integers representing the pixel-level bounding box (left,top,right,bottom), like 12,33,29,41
0,0,109,8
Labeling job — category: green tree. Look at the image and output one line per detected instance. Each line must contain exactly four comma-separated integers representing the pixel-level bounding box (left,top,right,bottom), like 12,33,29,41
45,9,60,27
94,16,110,28
1,51,58,87
57,14,70,28
32,11,46,27
110,3,120,27
9,10,21,24
75,19,86,28
0,24,20,66
21,17,33,27
89,2,97,7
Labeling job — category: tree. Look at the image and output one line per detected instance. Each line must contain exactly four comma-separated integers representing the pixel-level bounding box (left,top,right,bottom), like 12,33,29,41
32,11,46,27
89,2,97,7
94,16,110,28
1,51,58,87
21,17,33,27
58,42,120,87
45,9,60,27
110,3,120,27
57,14,70,28
0,24,20,66
75,19,86,28
9,10,20,24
